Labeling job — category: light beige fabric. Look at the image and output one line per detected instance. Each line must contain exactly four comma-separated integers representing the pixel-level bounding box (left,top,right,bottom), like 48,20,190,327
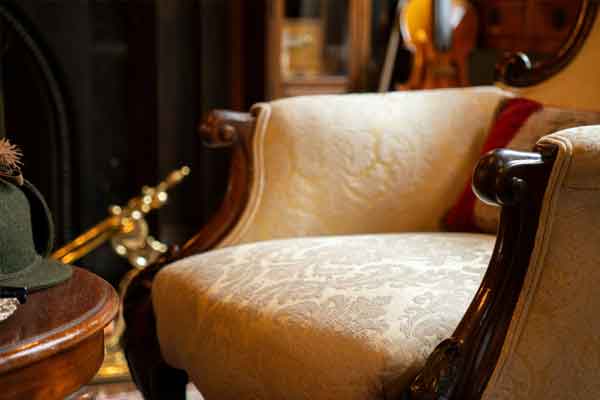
221,87,510,246
154,233,494,400
483,127,600,399
501,10,600,111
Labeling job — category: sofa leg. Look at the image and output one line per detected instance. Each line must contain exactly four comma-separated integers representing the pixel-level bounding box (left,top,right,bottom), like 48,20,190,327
148,362,188,400
123,317,188,399
123,316,189,399
122,264,189,399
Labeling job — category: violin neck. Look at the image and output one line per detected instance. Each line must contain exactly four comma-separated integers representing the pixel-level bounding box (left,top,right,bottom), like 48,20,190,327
433,0,453,52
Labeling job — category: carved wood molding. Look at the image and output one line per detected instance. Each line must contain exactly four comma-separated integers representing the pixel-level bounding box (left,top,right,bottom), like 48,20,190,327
404,145,557,399
496,0,598,87
176,110,256,259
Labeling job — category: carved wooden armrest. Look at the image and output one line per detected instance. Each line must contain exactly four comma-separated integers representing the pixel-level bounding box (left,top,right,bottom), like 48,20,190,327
174,109,256,259
405,145,558,400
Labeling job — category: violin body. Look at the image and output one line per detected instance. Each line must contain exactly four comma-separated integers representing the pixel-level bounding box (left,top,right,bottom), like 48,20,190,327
401,0,477,89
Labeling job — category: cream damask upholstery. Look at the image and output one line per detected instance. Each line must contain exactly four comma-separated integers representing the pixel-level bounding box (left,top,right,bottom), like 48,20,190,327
482,128,600,399
154,233,495,400
152,87,509,399
221,87,510,246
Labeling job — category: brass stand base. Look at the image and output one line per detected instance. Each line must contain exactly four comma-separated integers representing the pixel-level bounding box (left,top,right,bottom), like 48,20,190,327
94,345,131,383
93,269,140,383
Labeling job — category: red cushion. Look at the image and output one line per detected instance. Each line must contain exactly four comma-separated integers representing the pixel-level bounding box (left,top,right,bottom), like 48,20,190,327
444,98,543,231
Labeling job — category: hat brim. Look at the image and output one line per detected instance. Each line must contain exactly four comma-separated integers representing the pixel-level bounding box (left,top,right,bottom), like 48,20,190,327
0,257,72,291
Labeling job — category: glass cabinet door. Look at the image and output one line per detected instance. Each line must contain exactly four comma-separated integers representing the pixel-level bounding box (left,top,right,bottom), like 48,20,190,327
281,0,349,79
267,0,371,98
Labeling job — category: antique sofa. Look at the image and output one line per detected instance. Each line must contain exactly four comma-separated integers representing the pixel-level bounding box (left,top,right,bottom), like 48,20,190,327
123,5,600,400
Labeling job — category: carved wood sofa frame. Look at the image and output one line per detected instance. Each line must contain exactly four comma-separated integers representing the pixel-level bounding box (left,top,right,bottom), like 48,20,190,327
122,4,597,397
122,109,555,399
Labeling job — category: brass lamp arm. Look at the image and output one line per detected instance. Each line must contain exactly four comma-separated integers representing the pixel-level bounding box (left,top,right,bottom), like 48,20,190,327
51,216,121,264
51,166,190,265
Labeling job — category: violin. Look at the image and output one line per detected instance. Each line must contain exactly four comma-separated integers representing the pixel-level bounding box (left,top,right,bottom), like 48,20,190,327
383,0,478,90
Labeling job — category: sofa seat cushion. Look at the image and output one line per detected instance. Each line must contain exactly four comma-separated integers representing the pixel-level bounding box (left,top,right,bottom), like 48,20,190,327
153,233,495,400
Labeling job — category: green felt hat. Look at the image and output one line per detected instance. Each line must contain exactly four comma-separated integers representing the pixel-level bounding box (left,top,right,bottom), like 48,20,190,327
0,175,72,291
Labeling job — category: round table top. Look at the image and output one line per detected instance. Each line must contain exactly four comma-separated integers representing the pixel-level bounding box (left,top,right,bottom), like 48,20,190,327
0,267,119,374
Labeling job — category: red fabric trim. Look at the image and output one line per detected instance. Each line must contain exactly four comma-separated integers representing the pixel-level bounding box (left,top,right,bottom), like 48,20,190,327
444,98,543,231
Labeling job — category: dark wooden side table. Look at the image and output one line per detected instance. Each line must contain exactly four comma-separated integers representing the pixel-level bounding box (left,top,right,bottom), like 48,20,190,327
0,267,119,399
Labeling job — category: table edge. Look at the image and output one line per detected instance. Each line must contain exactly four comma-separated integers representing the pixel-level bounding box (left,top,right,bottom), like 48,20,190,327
0,267,119,373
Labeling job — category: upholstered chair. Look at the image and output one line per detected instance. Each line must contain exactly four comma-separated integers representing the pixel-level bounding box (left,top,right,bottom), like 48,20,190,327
123,6,600,400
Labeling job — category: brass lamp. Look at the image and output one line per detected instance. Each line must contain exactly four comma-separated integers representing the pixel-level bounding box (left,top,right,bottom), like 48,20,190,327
51,166,190,382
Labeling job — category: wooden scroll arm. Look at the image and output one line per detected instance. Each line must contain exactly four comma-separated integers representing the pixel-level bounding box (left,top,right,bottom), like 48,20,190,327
176,109,256,260
404,144,557,400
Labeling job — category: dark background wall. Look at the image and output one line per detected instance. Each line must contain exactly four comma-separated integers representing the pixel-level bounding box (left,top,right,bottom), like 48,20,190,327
2,0,232,285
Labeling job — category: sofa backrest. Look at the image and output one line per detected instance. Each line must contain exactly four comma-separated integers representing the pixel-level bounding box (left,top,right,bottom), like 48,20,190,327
221,87,509,246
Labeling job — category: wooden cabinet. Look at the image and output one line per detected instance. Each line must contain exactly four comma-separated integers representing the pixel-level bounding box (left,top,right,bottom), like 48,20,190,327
477,0,583,56
265,0,372,99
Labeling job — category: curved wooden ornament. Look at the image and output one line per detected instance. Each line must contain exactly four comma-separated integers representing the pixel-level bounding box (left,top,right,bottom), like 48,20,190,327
122,110,256,399
176,110,256,259
405,145,557,399
496,0,598,87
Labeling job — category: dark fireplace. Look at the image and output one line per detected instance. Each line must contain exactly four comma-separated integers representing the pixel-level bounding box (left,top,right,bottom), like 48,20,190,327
0,3,72,243
0,0,231,285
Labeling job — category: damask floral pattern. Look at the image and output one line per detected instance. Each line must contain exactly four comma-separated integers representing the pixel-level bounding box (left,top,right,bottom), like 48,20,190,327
222,87,509,246
153,233,494,400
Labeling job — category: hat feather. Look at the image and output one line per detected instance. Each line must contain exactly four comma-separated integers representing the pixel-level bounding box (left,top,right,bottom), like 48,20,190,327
0,139,22,171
